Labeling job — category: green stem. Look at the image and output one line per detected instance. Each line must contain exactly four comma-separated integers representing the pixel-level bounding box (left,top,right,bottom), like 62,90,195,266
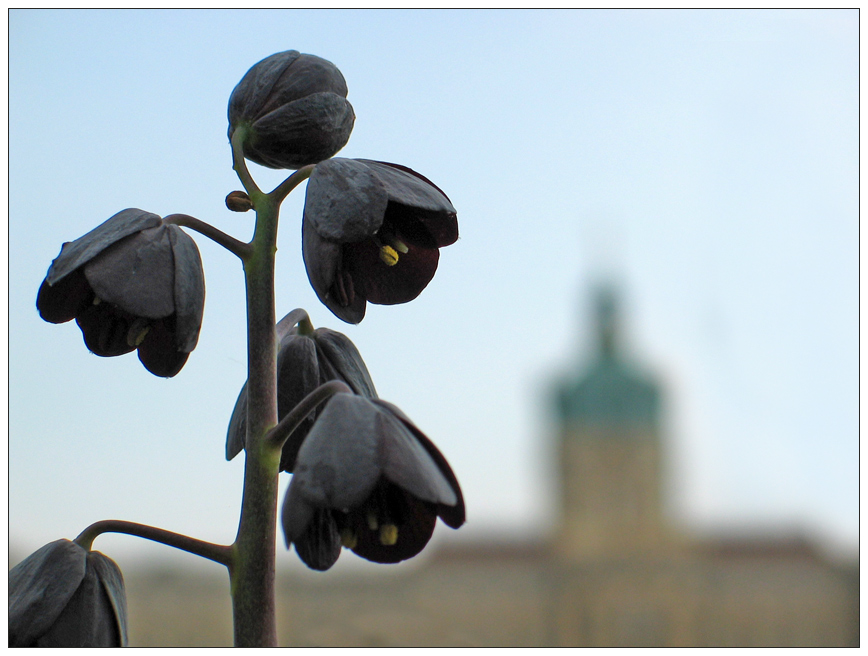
228,132,283,647
275,307,313,341
74,520,232,567
230,127,262,199
270,164,315,204
264,380,351,452
227,131,322,646
163,213,252,260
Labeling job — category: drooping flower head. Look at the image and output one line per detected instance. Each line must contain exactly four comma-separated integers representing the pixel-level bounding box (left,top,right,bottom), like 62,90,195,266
282,393,465,571
303,158,458,324
226,310,376,473
36,209,205,377
9,540,128,647
228,50,355,170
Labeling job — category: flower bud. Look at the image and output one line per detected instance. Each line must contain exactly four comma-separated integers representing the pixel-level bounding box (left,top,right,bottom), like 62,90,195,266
226,310,376,472
225,190,253,212
228,50,355,170
9,540,128,647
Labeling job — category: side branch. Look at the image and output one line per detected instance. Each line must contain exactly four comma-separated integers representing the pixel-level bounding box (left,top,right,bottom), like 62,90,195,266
275,307,314,341
164,214,253,260
74,520,233,568
269,164,315,205
231,128,262,198
265,380,352,451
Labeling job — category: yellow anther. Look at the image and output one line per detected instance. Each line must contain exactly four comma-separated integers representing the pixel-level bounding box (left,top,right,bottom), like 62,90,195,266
389,238,409,254
366,511,379,531
126,320,150,347
378,245,399,266
340,529,358,550
92,296,102,305
379,524,399,546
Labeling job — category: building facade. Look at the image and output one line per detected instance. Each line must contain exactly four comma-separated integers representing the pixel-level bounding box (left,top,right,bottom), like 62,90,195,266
124,285,858,647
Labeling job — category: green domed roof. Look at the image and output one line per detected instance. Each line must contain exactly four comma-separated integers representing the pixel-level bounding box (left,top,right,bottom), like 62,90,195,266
555,286,660,429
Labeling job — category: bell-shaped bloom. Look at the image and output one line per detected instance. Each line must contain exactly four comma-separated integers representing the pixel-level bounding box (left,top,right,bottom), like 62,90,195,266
302,158,458,324
226,311,376,473
36,208,205,378
9,539,128,647
281,393,465,571
228,50,355,170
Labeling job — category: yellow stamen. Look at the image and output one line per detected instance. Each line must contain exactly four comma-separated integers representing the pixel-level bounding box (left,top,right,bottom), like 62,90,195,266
378,245,399,266
366,511,379,531
389,238,409,254
92,296,102,305
340,528,358,549
379,524,399,546
126,320,150,347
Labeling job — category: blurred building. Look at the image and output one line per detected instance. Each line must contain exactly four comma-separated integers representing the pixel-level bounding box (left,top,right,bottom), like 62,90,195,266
543,286,857,646
124,285,858,647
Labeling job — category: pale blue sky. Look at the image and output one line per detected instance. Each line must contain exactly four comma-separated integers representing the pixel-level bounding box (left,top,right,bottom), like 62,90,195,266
9,9,858,569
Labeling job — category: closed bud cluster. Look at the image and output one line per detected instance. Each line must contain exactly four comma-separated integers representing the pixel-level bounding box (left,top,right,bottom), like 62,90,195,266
228,50,355,170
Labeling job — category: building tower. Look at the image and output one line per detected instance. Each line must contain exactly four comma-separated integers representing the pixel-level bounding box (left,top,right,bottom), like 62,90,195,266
553,285,669,559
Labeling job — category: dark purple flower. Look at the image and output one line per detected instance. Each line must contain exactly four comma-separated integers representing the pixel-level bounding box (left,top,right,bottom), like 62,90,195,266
9,539,128,647
226,310,376,473
36,208,205,378
303,158,458,324
228,50,355,170
281,393,465,571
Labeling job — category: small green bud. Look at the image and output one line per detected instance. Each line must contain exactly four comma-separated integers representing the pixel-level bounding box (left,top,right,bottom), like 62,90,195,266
225,191,253,212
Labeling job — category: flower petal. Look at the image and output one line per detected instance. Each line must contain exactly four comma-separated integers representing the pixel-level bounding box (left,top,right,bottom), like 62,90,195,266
83,225,175,320
250,93,355,169
344,237,439,306
74,302,138,357
374,399,466,529
229,51,353,170
281,480,317,544
265,52,348,110
9,540,87,647
87,551,128,647
348,485,438,564
291,508,342,571
275,336,322,471
374,405,457,508
228,50,302,125
290,394,381,511
360,159,456,218
36,269,93,324
45,209,162,286
225,382,248,462
137,318,189,378
313,327,377,398
35,551,125,647
302,223,366,324
168,224,205,354
304,158,389,242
